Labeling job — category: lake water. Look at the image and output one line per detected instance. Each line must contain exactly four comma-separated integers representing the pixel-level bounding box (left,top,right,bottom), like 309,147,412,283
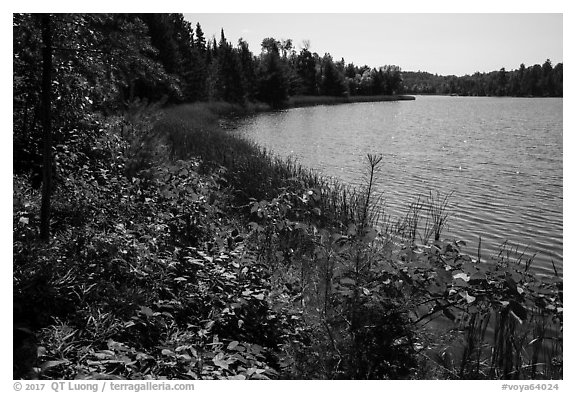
232,96,563,276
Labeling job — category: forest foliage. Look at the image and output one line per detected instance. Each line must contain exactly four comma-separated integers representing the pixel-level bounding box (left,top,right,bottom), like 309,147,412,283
14,13,562,182
13,13,563,381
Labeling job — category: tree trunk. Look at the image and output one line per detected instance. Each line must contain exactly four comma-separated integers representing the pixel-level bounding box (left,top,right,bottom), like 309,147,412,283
40,14,53,241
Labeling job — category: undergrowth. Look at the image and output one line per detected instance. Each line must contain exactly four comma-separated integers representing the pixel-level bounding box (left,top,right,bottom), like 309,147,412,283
13,101,562,380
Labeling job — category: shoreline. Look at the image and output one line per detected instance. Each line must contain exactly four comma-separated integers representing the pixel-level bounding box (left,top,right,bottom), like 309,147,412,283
287,94,416,108
13,100,562,380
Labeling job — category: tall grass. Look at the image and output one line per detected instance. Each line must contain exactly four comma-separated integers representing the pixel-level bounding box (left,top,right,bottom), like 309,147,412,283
138,101,562,380
147,104,418,377
288,95,415,108
146,102,367,230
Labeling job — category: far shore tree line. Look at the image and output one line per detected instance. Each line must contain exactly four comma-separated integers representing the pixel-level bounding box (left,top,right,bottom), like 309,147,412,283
402,60,563,97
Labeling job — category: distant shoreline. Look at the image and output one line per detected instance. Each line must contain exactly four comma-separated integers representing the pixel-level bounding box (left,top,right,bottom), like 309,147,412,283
287,94,416,108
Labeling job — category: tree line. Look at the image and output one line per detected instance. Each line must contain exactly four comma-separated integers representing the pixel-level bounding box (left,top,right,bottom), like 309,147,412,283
12,13,406,239
13,13,563,188
14,14,405,113
402,60,563,97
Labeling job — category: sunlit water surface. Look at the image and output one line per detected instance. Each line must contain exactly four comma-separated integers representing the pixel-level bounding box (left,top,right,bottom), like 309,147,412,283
231,96,563,276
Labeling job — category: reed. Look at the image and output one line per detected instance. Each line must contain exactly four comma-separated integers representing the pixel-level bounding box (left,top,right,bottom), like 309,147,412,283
288,95,415,108
148,102,368,229
424,190,452,243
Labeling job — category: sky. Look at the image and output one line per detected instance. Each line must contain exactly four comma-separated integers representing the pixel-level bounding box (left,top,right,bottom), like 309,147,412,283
184,13,562,76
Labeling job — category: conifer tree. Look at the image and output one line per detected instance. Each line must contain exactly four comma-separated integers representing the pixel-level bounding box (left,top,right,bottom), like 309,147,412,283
195,22,206,53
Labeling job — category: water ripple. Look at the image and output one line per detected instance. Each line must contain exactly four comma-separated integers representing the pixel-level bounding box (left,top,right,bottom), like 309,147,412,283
233,96,563,276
